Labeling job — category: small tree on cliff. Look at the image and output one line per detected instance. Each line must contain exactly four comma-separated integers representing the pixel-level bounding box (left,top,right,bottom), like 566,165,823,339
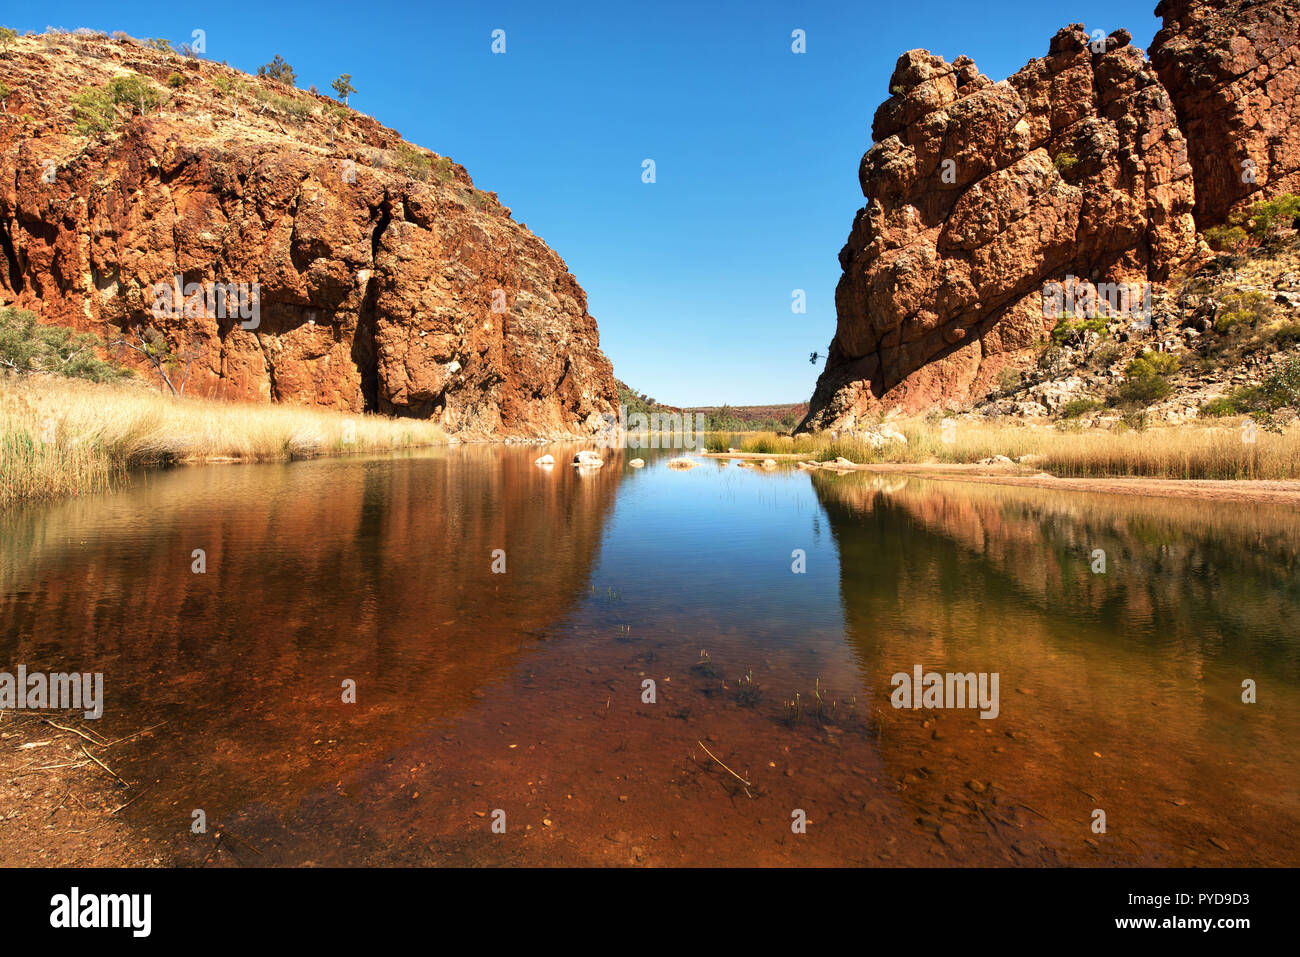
112,325,201,396
108,74,161,117
0,81,11,113
330,73,355,105
0,27,17,56
257,55,296,87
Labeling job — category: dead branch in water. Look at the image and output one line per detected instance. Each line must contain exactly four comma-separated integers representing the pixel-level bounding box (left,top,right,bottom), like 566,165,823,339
81,743,128,788
697,740,753,798
217,827,263,856
109,784,153,816
44,718,108,746
102,721,169,749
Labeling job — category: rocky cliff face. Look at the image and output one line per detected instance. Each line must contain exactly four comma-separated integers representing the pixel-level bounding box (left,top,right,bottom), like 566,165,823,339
805,0,1299,429
1151,0,1300,228
0,32,617,437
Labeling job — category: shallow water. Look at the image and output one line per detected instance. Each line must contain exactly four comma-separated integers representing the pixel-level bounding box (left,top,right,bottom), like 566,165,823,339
2,445,1298,865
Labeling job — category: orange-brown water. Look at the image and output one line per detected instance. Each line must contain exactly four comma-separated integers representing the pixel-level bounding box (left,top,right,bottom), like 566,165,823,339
2,446,1297,865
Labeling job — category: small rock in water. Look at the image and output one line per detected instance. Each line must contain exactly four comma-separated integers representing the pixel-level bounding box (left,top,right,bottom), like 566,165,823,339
666,458,696,470
534,454,555,466
573,450,604,468
629,458,645,468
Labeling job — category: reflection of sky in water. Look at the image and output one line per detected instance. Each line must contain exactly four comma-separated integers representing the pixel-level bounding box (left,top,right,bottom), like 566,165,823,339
2,448,1297,865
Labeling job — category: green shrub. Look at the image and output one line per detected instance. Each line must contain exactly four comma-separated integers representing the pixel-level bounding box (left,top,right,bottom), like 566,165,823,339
167,71,186,88
1116,351,1178,406
1237,194,1300,239
1261,356,1300,410
1214,290,1272,334
1199,395,1240,417
1200,361,1300,422
253,87,313,121
1116,376,1172,405
1267,320,1300,348
394,144,432,181
1212,193,1300,249
1059,397,1102,419
1215,309,1251,333
0,307,127,382
71,87,115,134
1126,351,1180,377
1050,316,1108,346
432,155,456,183
1053,152,1078,172
108,74,160,115
996,366,1021,395
1205,224,1249,252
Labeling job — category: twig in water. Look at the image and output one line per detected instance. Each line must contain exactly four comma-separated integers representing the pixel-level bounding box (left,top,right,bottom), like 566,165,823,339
697,740,752,797
102,721,169,749
1018,802,1051,821
109,784,153,816
45,719,107,746
46,789,72,820
81,743,128,787
217,826,263,856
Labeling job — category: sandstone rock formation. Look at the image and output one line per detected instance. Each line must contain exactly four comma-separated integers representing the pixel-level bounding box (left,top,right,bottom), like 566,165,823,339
1151,0,1300,228
805,0,1299,428
0,31,617,436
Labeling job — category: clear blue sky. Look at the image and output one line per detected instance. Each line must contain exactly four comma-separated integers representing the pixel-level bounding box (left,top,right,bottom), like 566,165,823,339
26,0,1161,405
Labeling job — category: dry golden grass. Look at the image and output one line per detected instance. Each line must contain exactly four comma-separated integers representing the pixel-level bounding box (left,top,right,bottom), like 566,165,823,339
719,417,1300,481
1,375,447,507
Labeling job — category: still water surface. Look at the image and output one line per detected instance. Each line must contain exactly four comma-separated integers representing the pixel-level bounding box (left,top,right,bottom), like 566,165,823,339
3,445,1297,865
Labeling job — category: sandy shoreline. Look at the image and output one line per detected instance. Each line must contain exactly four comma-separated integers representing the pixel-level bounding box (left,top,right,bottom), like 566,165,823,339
0,711,167,867
703,452,1300,506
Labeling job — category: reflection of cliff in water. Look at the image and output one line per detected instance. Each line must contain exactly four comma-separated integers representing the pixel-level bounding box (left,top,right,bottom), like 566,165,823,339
811,472,1300,865
0,445,623,856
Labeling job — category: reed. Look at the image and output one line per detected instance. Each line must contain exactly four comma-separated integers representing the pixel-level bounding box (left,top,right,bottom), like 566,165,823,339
731,419,1300,480
1,375,447,507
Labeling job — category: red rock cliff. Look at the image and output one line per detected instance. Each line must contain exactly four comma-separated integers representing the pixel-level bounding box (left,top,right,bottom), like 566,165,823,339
1150,0,1300,228
805,0,1298,428
0,32,618,437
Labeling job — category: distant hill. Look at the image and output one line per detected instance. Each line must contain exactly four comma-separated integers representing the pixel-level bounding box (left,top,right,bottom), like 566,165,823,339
616,379,807,431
